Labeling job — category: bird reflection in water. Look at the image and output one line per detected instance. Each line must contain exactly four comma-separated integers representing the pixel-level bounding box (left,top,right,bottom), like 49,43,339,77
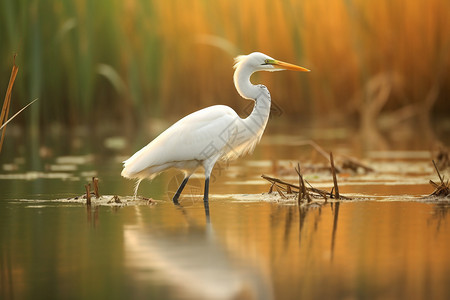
123,205,273,300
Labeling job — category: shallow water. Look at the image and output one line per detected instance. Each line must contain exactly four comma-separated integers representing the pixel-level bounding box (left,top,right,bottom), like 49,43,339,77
1,198,449,299
1,128,449,299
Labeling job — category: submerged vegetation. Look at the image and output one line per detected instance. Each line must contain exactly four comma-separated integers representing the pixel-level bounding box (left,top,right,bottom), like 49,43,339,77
1,0,449,131
262,157,450,204
262,152,351,205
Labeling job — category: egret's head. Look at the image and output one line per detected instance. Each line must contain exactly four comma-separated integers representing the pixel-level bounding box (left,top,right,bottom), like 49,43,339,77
234,52,310,73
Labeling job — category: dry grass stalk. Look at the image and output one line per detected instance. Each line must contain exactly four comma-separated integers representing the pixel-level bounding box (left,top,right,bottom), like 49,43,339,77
295,163,311,203
262,156,351,203
0,56,19,153
0,56,38,154
261,173,335,203
0,99,38,133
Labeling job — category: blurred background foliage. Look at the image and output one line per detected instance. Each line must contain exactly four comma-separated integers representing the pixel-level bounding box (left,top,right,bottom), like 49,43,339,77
1,0,449,134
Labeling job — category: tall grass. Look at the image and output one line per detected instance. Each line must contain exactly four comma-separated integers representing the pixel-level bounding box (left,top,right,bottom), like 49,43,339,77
1,0,449,130
0,56,19,152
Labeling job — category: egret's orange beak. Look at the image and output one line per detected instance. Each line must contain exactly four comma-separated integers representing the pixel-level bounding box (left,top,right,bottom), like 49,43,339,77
273,60,310,72
264,59,310,72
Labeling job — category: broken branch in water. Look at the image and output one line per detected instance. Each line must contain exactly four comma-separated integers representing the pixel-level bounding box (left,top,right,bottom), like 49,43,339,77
262,152,351,203
428,160,449,198
262,171,350,204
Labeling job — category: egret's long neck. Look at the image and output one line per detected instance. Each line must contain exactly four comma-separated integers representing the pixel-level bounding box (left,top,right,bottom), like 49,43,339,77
243,85,271,137
233,64,271,139
234,64,260,100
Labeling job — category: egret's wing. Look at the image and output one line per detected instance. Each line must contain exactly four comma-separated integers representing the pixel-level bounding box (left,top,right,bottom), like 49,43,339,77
122,105,239,177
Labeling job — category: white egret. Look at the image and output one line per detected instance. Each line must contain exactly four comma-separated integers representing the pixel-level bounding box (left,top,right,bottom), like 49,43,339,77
121,52,309,206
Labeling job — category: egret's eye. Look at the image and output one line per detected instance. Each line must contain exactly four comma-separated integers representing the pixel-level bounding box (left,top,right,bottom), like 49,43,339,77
262,59,271,65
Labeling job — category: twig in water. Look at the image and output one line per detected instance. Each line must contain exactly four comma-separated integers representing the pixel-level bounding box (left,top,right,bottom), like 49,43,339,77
92,177,100,198
432,160,444,185
286,185,292,194
295,163,302,203
107,195,122,204
262,174,300,190
275,185,287,199
262,162,351,203
85,184,91,205
330,152,340,200
428,160,449,197
295,163,311,203
268,183,274,193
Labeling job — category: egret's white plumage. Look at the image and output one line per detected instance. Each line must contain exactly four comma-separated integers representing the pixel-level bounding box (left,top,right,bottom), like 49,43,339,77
122,52,309,204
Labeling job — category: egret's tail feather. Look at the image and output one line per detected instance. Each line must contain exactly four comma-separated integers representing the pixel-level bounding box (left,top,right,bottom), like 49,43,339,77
121,162,138,179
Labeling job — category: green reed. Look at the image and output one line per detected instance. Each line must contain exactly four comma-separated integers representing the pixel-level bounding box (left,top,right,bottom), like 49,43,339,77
1,0,449,130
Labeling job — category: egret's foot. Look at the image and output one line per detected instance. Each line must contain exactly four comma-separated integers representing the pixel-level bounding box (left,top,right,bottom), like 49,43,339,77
172,194,181,205
172,177,190,205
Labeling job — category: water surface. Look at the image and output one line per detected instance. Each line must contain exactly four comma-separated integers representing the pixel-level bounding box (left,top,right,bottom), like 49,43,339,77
1,128,449,299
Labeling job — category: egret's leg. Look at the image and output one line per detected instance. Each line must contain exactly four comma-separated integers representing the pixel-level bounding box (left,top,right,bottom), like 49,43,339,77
203,177,210,220
202,159,216,220
203,177,210,201
172,176,190,204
